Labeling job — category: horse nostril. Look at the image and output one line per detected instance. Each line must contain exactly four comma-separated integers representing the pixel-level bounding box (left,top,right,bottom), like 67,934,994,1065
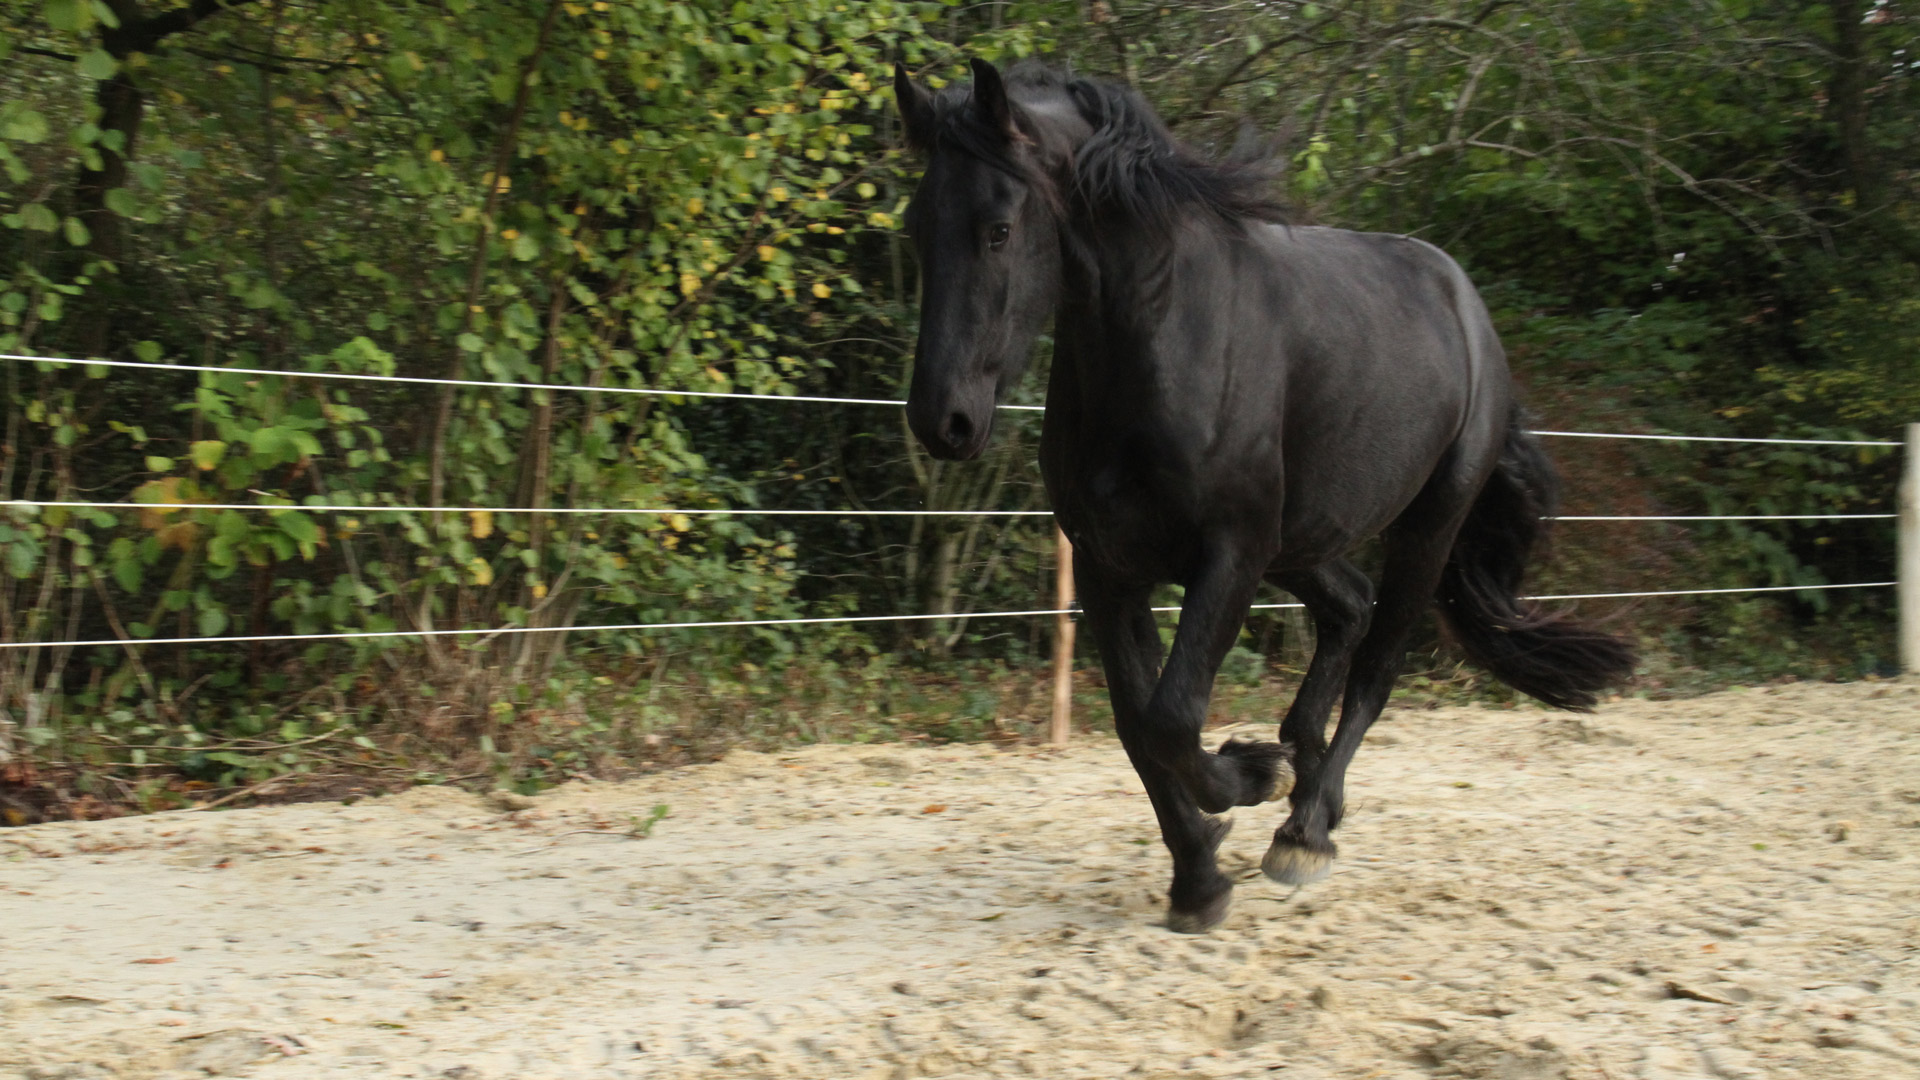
944,412,974,449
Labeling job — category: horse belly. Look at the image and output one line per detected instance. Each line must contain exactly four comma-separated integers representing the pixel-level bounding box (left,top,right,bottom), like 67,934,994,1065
1272,510,1363,571
1290,425,1465,558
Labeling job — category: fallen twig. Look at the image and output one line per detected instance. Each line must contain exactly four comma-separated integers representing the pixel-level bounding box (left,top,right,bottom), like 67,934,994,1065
511,804,670,855
191,776,287,812
511,829,646,856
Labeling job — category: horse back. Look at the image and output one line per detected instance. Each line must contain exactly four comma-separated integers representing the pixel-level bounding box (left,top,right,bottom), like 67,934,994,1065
1240,225,1511,562
1043,221,1510,576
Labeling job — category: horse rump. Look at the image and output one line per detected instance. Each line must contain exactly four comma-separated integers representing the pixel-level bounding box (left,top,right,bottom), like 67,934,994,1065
1436,411,1637,710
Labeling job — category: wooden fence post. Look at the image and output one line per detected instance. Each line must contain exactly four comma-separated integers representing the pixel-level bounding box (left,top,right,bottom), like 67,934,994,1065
1050,527,1076,746
1899,422,1919,676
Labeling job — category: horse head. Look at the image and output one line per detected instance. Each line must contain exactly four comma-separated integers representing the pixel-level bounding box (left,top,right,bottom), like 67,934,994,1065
894,59,1076,460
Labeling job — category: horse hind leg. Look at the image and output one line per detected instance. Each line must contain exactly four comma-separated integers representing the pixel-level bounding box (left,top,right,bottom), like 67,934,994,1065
1257,558,1375,883
1211,558,1377,818
1264,488,1477,886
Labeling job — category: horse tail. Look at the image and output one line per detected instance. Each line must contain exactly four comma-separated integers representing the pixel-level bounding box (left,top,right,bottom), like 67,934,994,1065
1435,407,1637,710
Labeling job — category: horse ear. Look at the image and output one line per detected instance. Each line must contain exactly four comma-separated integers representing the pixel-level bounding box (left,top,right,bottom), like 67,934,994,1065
968,57,1022,141
894,63,935,152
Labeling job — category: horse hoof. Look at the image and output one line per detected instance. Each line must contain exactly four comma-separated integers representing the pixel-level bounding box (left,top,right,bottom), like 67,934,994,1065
1216,738,1294,804
1261,841,1333,886
1165,888,1233,934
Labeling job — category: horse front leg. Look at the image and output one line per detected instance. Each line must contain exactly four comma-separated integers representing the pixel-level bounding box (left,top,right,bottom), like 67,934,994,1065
1144,546,1293,818
1076,560,1237,934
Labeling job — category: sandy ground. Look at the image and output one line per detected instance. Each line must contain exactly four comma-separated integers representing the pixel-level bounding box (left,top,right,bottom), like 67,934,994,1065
2,680,1918,1080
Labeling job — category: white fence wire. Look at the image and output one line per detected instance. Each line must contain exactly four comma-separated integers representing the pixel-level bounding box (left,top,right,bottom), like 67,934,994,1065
0,353,1038,411
3,353,1903,444
1531,429,1901,448
0,582,1894,652
0,352,1904,653
0,501,1896,523
3,500,1059,518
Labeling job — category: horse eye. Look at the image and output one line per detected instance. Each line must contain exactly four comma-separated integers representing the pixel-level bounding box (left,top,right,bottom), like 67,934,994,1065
988,222,1011,249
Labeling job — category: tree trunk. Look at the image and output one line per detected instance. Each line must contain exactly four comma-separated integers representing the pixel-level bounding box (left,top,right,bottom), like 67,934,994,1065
1826,0,1882,213
426,0,566,513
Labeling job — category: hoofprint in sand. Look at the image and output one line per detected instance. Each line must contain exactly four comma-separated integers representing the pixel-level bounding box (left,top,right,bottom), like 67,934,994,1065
2,680,1917,1080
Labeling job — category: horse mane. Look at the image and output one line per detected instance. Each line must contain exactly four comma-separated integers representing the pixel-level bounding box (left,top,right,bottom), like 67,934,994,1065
1060,73,1291,231
915,62,1290,232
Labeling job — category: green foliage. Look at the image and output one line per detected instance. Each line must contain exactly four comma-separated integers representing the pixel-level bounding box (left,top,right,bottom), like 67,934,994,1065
0,0,1914,808
1019,0,1915,678
0,0,971,777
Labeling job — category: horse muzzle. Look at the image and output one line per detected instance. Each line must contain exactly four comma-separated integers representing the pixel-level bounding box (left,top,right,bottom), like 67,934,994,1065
909,404,993,460
905,376,997,461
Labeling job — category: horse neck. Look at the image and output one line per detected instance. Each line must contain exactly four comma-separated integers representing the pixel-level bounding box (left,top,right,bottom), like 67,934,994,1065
1051,211,1210,385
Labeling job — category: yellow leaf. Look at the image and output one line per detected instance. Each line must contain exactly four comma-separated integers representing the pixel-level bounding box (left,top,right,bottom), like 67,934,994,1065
469,510,494,539
156,522,200,552
468,557,494,586
499,228,519,240
531,582,548,599
811,282,831,299
668,514,692,532
686,197,704,216
429,148,445,163
188,440,227,471
679,272,700,296
769,186,789,202
757,245,777,261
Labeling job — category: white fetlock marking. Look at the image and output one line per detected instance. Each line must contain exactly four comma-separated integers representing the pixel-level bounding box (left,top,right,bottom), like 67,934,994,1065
1268,760,1297,803
1166,899,1231,935
1261,843,1333,886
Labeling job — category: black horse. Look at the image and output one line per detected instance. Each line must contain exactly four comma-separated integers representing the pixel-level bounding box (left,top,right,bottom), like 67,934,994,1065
894,60,1636,933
